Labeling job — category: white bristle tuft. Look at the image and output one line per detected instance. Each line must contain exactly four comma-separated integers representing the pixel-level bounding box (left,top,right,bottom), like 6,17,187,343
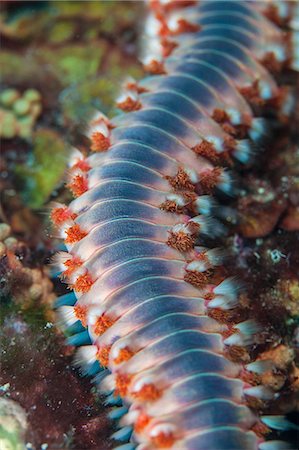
100,373,115,392
249,118,268,141
189,216,225,237
234,140,252,163
166,194,186,206
50,251,70,272
224,333,244,346
208,295,239,310
258,80,272,101
111,339,131,360
120,409,140,427
226,108,241,125
195,195,216,215
74,345,97,367
214,277,241,299
234,319,261,336
149,422,176,437
206,136,223,152
116,91,138,104
218,170,233,195
131,376,155,393
57,305,77,327
246,360,273,374
86,120,109,140
167,12,182,32
244,385,274,400
261,415,299,431
184,167,199,183
68,148,85,168
259,440,292,450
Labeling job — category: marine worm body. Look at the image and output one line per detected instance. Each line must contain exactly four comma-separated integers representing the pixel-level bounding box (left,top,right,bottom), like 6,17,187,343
52,1,298,449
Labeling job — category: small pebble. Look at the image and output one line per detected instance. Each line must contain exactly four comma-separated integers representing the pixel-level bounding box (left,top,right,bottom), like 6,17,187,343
1,111,17,139
0,88,20,107
23,89,41,103
3,237,18,251
30,102,42,118
13,98,31,116
0,242,6,258
29,283,43,300
0,223,11,241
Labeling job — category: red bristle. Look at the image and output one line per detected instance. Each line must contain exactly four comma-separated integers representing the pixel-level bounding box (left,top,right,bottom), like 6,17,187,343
114,346,134,364
165,167,195,191
91,131,110,152
65,224,87,244
62,256,83,278
71,159,90,172
115,373,133,397
199,167,223,193
68,174,88,197
125,81,148,94
96,345,111,367
73,272,93,293
161,38,178,57
73,304,88,327
134,412,151,433
151,431,175,448
51,206,77,226
143,59,166,75
132,383,161,401
172,19,200,35
94,314,115,336
117,97,142,112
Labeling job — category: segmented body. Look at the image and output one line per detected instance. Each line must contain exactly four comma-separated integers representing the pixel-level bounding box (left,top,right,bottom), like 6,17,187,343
52,1,298,449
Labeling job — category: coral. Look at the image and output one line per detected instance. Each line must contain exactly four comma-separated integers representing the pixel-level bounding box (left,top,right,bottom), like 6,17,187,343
0,398,27,450
0,88,42,140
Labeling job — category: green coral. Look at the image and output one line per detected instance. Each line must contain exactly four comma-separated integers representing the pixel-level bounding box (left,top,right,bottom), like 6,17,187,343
0,398,27,450
14,128,68,209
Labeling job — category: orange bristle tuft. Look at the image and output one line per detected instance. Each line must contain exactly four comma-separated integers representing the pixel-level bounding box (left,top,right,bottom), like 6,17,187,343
134,412,151,433
132,383,161,401
199,167,223,193
94,314,115,336
114,346,134,364
240,81,264,107
91,131,110,152
262,52,283,73
184,269,212,289
167,231,195,253
51,206,77,226
212,108,230,124
160,200,184,214
71,159,90,172
73,304,88,327
117,97,142,112
172,19,200,35
251,421,271,438
73,272,93,293
96,345,111,367
68,174,88,197
115,373,133,397
65,224,87,244
143,59,166,75
125,81,148,94
62,256,83,278
165,167,195,191
161,38,178,57
151,431,175,448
